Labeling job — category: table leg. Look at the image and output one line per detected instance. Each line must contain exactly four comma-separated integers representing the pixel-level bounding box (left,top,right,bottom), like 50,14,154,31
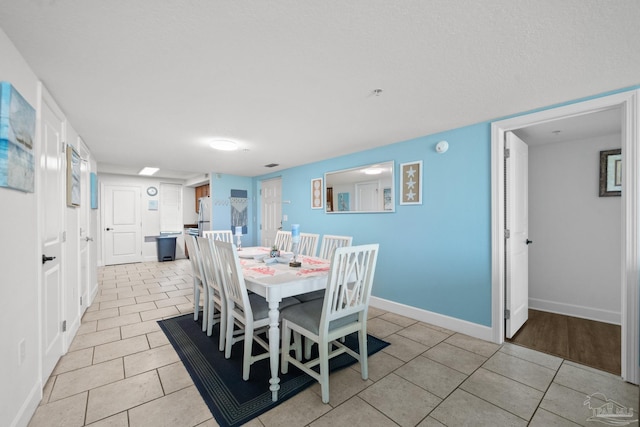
267,300,280,401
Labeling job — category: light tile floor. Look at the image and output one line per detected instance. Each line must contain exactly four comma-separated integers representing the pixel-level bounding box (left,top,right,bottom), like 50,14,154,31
29,260,639,427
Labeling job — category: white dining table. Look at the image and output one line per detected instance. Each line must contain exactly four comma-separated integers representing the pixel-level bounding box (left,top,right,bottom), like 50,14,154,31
238,247,330,401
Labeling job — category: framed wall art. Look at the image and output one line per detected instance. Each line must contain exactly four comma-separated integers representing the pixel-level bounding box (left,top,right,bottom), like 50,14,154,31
311,177,323,209
400,160,422,205
66,145,81,207
0,82,36,193
599,149,621,197
90,172,98,209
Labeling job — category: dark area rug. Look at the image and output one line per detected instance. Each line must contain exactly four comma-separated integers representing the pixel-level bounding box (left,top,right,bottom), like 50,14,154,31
158,313,389,427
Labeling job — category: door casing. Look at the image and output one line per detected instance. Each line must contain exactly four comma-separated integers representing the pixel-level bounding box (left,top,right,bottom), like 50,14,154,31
491,90,639,384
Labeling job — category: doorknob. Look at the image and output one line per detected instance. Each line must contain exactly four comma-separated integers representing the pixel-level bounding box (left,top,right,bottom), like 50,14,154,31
42,254,56,264
526,239,533,245
85,236,94,242
106,227,113,231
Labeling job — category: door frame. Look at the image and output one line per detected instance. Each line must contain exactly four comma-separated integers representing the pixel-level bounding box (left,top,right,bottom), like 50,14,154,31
36,82,67,383
491,90,639,384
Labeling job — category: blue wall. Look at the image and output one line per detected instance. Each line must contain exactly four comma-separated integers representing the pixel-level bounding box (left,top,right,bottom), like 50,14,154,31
216,85,639,329
252,122,492,325
209,173,254,248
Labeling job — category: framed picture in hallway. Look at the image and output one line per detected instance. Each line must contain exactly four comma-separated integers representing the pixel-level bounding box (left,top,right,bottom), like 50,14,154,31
311,177,323,209
66,145,81,206
400,160,422,205
0,82,36,193
599,149,621,197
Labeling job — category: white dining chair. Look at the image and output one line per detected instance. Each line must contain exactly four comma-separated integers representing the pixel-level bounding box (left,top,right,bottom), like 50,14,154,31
298,232,320,257
203,229,233,243
214,240,300,380
184,234,209,332
280,244,379,403
196,236,226,350
318,235,353,259
273,230,292,252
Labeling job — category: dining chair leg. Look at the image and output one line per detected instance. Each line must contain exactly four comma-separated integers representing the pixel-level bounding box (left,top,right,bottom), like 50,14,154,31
201,286,209,332
359,328,368,379
242,323,254,380
292,331,302,361
193,279,200,322
319,341,330,403
224,312,235,359
206,298,217,337
218,309,226,352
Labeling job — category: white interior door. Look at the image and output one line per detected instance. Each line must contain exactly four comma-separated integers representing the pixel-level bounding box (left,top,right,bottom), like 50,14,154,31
356,181,379,211
261,178,282,247
39,91,65,382
78,145,91,312
104,185,142,265
505,131,529,338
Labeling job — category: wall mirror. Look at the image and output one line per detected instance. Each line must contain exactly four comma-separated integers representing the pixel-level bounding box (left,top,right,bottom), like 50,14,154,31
325,161,395,213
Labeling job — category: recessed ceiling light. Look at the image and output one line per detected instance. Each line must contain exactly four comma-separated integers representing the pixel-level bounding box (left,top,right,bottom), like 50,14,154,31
209,139,238,151
138,167,159,176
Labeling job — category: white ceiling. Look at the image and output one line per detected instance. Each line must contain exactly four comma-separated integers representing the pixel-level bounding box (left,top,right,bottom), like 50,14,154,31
0,1,638,180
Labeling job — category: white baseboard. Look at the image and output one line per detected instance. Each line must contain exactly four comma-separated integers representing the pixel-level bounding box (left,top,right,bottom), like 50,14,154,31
369,296,495,343
11,381,41,427
529,298,621,325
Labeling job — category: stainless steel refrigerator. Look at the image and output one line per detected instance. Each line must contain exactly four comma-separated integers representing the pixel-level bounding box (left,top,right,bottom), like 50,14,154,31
197,196,211,236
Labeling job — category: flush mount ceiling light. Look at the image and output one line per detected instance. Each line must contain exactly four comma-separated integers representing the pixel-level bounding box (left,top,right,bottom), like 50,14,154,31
209,139,238,151
138,167,159,176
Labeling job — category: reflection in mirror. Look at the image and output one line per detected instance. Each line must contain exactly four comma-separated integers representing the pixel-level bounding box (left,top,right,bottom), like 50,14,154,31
325,161,394,213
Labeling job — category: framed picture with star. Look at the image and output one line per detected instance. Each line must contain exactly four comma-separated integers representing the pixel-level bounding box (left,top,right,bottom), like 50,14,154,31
400,160,422,205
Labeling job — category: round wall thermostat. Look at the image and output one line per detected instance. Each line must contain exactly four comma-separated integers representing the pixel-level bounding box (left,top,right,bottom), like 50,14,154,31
146,186,158,196
436,141,449,153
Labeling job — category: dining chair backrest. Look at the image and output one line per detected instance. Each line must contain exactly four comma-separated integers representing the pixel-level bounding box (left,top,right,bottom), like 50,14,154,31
184,234,204,283
273,230,292,252
298,232,320,257
185,234,209,331
196,236,223,299
318,235,353,259
320,243,379,337
213,240,254,322
203,229,233,243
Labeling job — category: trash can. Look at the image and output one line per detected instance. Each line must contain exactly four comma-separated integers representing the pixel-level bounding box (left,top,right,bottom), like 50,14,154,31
156,235,177,262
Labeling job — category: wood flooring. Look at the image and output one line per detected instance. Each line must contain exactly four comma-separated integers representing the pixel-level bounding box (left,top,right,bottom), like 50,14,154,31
506,309,621,375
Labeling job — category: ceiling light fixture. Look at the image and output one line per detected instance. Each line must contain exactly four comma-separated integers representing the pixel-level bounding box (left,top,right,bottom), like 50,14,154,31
209,139,239,151
138,167,159,176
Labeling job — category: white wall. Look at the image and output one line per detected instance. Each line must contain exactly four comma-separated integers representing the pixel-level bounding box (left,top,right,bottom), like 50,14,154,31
0,27,42,427
528,133,622,323
97,174,196,263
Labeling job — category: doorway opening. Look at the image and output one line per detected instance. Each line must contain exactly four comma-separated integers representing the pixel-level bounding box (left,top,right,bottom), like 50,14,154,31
491,90,639,384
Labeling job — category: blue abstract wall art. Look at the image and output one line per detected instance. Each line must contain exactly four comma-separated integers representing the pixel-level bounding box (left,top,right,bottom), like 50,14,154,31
0,82,36,192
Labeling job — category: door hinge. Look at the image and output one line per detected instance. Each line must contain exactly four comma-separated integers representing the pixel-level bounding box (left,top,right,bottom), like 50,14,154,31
62,320,67,332
504,148,510,158
259,224,262,230
504,309,510,320
504,229,510,239
80,296,83,306
259,189,262,196
62,231,66,242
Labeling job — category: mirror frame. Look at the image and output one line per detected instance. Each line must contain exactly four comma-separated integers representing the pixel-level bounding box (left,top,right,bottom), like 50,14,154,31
324,161,395,213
